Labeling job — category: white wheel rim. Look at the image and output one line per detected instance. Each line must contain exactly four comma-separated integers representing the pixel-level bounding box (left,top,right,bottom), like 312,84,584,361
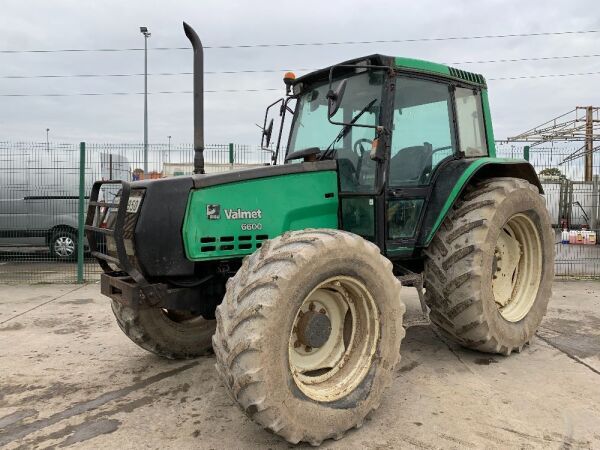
288,276,379,402
54,236,75,257
492,213,542,322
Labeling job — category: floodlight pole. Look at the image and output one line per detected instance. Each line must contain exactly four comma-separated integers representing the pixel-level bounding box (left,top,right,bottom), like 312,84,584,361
585,106,593,182
140,27,151,173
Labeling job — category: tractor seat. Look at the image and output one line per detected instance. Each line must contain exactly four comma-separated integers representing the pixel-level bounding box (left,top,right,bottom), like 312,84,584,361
389,145,432,185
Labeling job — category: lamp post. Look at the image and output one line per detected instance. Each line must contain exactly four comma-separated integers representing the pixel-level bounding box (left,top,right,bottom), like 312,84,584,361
140,26,151,173
46,128,49,151
168,135,172,163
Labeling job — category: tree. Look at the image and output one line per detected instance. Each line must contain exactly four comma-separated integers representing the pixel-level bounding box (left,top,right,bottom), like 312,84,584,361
539,167,562,177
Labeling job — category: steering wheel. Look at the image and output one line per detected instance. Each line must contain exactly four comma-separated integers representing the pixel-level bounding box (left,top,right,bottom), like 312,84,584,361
353,138,372,156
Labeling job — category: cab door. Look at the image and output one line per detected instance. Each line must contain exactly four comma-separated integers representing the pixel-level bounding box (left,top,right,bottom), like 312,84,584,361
385,76,457,258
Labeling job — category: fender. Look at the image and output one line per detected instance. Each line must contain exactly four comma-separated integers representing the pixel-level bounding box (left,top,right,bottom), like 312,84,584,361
418,157,543,247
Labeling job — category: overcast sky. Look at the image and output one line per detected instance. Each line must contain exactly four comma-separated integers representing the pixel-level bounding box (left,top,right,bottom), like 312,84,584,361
1,0,599,146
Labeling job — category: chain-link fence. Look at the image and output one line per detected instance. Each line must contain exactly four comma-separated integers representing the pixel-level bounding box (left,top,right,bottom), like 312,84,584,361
496,143,600,278
1,141,598,283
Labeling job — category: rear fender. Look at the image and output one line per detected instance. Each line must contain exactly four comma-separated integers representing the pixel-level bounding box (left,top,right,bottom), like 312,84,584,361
419,157,542,247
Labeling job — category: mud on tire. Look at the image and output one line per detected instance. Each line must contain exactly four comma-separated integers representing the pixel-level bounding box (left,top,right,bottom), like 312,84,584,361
111,301,215,359
212,229,405,446
423,177,554,355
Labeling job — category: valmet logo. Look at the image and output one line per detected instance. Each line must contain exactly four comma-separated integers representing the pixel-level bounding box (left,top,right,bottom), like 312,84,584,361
206,204,263,221
224,208,263,220
206,204,221,220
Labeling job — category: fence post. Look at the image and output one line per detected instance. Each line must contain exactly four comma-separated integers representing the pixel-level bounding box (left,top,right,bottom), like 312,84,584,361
77,142,86,283
592,174,599,231
228,143,234,168
523,145,530,161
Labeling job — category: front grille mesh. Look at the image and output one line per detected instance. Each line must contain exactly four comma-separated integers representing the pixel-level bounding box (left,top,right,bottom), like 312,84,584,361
199,234,268,253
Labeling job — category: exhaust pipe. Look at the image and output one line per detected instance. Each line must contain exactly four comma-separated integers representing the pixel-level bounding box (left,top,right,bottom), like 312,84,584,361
183,22,205,175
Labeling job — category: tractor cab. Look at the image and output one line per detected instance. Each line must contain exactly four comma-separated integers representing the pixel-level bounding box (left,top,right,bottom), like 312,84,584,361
264,55,494,257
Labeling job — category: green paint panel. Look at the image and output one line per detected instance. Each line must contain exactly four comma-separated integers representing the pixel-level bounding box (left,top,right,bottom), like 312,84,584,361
425,158,527,244
394,57,451,76
481,89,496,157
183,171,339,260
394,57,486,87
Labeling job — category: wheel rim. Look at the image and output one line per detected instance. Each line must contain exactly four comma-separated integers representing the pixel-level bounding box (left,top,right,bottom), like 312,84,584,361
288,276,380,402
54,236,75,257
492,213,542,322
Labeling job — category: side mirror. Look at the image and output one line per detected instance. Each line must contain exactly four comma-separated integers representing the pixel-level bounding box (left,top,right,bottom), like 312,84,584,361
263,118,274,148
326,79,347,118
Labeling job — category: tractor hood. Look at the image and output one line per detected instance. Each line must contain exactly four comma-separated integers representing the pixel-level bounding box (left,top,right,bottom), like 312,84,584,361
129,160,336,191
125,160,338,276
190,160,336,189
181,160,339,261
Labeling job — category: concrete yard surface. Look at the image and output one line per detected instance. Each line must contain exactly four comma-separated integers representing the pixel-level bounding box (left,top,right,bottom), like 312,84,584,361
0,281,599,449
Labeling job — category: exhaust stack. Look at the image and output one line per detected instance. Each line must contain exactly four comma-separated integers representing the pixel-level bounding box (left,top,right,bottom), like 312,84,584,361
183,22,205,175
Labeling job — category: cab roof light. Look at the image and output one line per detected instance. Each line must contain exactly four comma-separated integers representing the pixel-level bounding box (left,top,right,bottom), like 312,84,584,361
283,72,296,94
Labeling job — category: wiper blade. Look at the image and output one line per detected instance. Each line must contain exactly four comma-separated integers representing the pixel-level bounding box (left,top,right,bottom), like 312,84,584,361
321,98,377,159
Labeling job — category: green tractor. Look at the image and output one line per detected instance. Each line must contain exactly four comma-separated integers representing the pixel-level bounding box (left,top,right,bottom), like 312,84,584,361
86,22,554,445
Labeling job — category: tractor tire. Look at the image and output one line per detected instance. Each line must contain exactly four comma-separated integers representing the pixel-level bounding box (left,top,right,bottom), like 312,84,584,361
423,177,554,355
212,229,404,446
111,301,215,359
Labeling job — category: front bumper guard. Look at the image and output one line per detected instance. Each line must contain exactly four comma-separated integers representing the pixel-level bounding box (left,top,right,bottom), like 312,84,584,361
85,180,177,309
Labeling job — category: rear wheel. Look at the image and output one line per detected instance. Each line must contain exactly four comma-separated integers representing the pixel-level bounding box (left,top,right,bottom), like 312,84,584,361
111,301,215,359
212,229,404,445
423,177,554,355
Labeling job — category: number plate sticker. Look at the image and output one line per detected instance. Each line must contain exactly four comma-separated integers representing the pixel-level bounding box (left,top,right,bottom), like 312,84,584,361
110,197,120,213
126,197,142,214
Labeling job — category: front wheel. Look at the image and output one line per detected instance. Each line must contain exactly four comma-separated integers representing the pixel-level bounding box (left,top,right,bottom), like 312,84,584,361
111,301,215,359
212,229,405,446
423,177,554,355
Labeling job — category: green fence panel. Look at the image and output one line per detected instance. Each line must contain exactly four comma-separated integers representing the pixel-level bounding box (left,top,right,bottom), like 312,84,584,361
1,141,597,282
77,142,86,283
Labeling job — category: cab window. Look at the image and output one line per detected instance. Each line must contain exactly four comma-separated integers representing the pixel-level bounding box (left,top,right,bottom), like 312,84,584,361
455,87,487,157
390,77,455,186
287,71,383,193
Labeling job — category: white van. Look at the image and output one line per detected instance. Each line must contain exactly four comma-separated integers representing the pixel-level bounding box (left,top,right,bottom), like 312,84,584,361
0,149,130,260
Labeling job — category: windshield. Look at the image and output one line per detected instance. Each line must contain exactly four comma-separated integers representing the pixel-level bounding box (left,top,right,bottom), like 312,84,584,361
287,70,384,192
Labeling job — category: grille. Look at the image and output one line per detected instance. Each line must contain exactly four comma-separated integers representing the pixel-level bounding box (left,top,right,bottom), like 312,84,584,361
199,234,269,253
448,67,486,85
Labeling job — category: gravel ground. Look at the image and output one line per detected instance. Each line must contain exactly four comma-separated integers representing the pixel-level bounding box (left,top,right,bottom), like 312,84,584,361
0,281,599,449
